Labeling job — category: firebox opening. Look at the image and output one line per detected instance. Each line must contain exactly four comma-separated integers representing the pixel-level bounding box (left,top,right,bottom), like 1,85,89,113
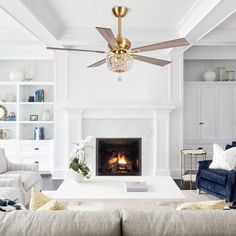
96,138,142,176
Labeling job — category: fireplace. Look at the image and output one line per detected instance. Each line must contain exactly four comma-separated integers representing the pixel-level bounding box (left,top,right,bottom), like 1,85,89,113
96,138,142,176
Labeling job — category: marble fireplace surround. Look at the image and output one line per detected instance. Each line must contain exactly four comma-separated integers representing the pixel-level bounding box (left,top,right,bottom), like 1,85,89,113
65,106,175,176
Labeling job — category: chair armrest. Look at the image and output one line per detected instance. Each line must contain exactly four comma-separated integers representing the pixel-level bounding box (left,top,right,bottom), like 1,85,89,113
7,161,39,172
0,174,22,188
198,160,212,170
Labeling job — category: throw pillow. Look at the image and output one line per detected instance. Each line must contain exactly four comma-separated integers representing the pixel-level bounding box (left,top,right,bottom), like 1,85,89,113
176,200,226,210
209,144,236,171
30,188,51,210
30,188,66,211
0,199,26,212
37,200,66,211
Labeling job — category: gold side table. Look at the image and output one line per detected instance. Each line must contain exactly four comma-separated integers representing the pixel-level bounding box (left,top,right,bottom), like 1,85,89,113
180,149,207,190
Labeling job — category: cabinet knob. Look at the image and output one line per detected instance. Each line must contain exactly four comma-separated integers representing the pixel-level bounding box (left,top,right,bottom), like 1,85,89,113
34,147,39,150
199,122,204,125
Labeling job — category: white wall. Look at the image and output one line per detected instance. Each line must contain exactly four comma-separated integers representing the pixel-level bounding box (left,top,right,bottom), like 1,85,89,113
67,52,170,107
53,51,178,178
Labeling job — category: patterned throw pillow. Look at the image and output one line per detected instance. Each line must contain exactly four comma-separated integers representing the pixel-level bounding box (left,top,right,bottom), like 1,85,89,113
30,188,66,211
0,199,25,212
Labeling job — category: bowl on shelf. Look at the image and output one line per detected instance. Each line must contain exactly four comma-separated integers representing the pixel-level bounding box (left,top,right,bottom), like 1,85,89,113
202,69,216,82
9,70,25,82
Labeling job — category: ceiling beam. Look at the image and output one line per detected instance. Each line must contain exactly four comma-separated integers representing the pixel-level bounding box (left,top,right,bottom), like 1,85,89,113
0,0,63,46
184,0,236,43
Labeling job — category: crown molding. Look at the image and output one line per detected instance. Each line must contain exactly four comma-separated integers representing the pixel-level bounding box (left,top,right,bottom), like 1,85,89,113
176,0,222,37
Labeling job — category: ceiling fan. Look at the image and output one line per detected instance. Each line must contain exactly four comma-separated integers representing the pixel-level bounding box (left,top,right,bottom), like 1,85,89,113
47,6,189,77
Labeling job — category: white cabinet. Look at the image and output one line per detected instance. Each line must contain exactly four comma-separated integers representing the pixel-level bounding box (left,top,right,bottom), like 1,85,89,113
184,82,236,154
184,85,201,139
201,86,218,139
184,84,217,140
218,86,235,138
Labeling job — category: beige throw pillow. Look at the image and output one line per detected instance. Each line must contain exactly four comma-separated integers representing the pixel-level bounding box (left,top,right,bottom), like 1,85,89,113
176,200,226,210
37,200,66,211
30,188,66,211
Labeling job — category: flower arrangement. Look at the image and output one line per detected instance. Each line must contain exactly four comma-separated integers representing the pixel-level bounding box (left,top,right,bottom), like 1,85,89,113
69,136,93,179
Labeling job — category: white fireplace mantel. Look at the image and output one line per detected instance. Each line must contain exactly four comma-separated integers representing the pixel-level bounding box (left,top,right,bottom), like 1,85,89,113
64,106,175,176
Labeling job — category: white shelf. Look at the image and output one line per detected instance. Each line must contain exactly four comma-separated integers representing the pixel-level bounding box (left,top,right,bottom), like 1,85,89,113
0,81,54,85
19,102,54,105
19,121,54,124
0,59,54,172
0,102,17,105
184,81,236,85
0,121,17,124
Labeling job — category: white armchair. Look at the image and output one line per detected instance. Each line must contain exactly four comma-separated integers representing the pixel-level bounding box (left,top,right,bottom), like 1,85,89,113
0,148,42,206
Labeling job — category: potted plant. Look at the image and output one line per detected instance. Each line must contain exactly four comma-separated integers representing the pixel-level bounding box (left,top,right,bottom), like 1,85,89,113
68,136,93,182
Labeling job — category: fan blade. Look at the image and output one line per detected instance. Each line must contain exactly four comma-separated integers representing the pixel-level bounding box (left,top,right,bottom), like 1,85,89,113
132,38,189,52
46,47,105,54
133,55,171,66
87,58,106,68
95,27,117,48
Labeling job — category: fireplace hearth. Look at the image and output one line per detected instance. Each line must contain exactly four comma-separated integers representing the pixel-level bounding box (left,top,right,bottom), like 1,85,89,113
96,138,141,176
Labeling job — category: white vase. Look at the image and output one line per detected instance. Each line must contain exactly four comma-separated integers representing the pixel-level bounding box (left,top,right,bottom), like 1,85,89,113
67,169,84,183
42,109,51,121
9,70,24,82
202,70,216,81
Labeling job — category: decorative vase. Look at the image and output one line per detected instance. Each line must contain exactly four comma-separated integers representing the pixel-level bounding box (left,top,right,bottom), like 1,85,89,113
9,70,24,82
217,67,226,81
202,70,216,81
42,109,51,121
67,169,84,183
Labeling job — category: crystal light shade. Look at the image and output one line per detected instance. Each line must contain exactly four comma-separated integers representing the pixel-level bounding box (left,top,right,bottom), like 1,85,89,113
106,52,133,73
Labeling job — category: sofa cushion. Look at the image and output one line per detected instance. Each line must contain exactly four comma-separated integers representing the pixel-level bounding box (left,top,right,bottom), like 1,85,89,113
5,171,40,192
0,149,8,174
122,210,236,236
0,210,121,236
200,169,228,186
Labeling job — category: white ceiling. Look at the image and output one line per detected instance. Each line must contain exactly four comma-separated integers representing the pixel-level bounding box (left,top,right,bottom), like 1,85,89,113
0,0,234,50
43,0,197,29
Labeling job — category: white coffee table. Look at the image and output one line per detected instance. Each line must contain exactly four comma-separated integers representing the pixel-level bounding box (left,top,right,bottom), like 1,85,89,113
54,176,185,207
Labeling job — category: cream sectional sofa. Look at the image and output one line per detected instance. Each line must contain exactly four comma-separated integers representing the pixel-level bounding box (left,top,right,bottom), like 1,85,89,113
0,209,236,236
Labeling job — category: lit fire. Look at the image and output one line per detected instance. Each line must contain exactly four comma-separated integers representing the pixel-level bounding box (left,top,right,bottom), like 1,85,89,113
108,153,128,165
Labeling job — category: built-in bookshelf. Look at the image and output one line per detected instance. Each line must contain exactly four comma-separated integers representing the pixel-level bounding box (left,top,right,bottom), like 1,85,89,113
0,60,54,172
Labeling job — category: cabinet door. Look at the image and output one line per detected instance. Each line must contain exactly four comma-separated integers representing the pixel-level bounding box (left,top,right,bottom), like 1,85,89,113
184,85,201,139
201,86,217,139
218,86,235,138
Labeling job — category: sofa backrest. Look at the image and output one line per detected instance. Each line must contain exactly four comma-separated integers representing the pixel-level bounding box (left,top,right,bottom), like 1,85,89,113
0,210,121,236
122,209,236,236
0,148,8,174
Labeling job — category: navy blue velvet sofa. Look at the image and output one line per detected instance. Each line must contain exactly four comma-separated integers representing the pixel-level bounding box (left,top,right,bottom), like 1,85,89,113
196,142,236,202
